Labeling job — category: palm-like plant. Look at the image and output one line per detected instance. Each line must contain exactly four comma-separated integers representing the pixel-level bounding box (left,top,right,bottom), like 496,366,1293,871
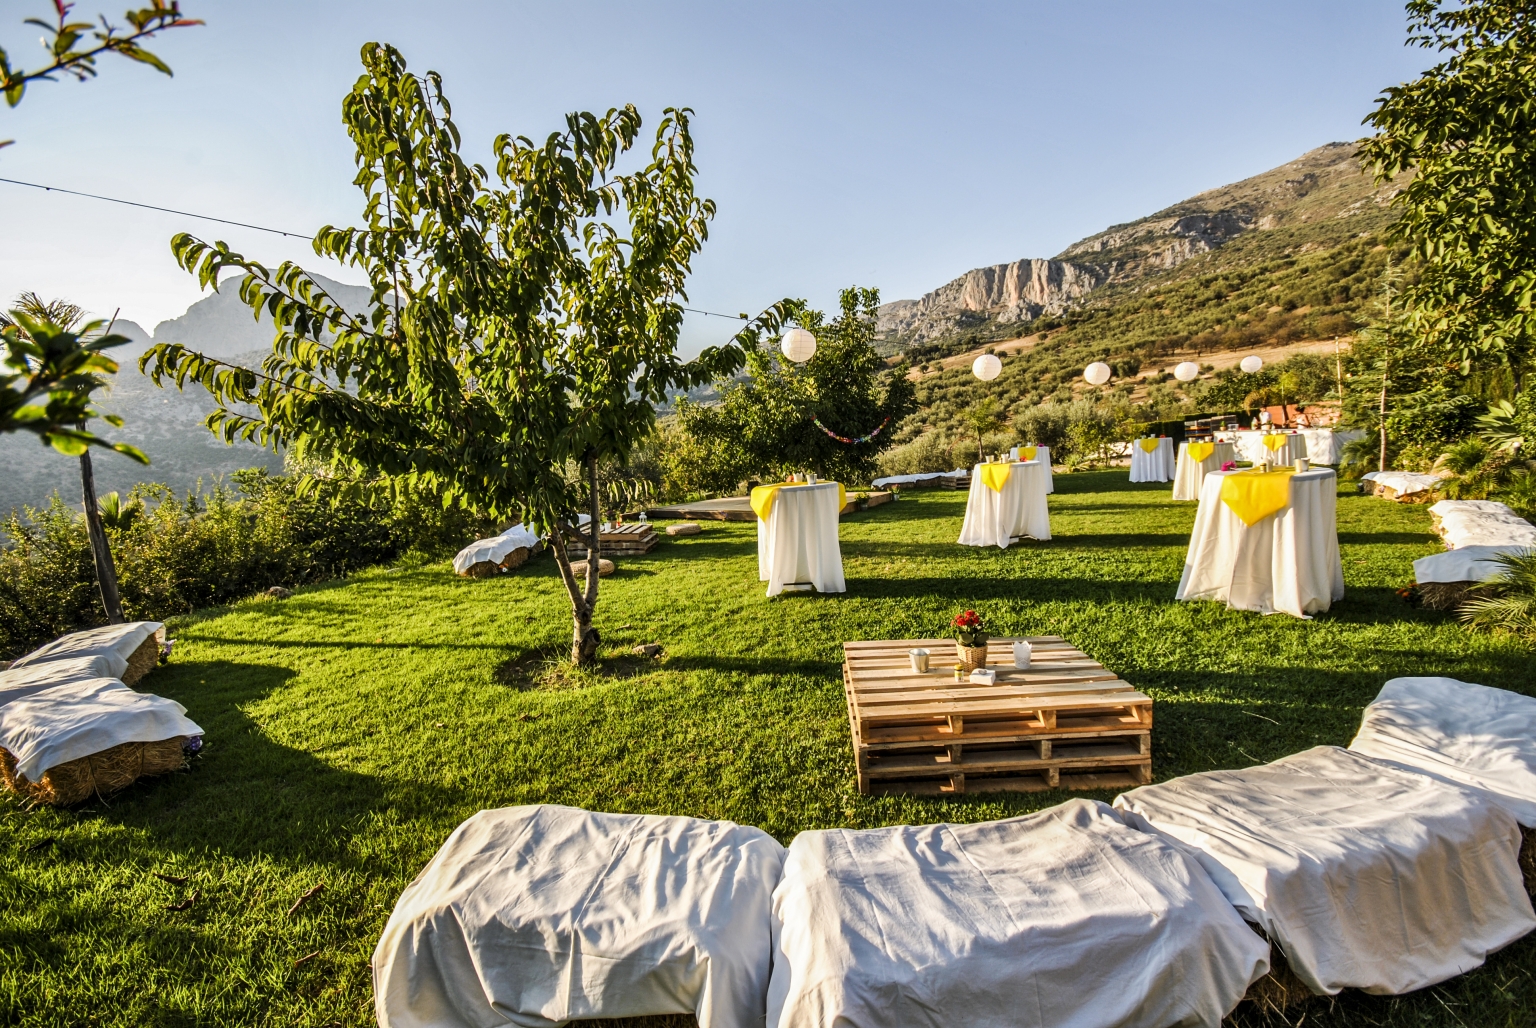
1459,550,1536,640
1433,438,1515,500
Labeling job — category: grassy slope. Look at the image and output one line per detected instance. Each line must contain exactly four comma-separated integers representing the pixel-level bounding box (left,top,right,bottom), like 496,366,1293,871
4,475,1534,1027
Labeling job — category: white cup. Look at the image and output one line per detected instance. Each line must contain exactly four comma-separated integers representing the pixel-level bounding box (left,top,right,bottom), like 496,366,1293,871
808,473,818,484
908,648,930,673
1012,641,1033,669
1295,458,1310,472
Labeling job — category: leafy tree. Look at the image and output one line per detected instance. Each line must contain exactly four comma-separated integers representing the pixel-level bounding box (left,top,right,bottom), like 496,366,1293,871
961,396,1005,464
2,1,201,146
0,294,144,622
1362,0,1536,373
142,44,787,664
675,287,916,488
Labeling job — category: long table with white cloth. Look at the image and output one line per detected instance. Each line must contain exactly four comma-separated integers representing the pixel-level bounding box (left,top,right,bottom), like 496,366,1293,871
752,481,846,597
1176,467,1343,618
1172,440,1236,501
956,460,1051,549
1129,436,1175,482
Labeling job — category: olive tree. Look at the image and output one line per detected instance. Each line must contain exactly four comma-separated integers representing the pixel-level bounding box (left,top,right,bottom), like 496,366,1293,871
143,43,788,664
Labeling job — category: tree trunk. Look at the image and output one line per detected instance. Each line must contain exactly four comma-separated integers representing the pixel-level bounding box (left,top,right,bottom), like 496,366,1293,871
976,430,983,464
79,449,125,624
1378,357,1390,473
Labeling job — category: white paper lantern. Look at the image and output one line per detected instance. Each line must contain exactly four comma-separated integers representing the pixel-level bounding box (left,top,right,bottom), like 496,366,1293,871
1240,355,1263,374
780,327,817,363
1083,361,1112,386
1173,361,1200,382
972,353,1002,381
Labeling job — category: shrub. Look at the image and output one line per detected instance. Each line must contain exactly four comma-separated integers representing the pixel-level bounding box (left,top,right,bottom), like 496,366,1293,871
1458,550,1536,641
0,471,493,659
875,432,961,477
1432,439,1520,500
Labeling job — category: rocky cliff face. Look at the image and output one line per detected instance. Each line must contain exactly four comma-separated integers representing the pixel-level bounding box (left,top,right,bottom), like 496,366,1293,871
876,257,1105,345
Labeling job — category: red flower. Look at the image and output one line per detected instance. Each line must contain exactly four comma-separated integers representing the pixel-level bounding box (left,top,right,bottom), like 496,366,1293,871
952,609,982,629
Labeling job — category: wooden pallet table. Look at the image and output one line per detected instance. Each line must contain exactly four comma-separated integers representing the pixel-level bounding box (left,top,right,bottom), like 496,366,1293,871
843,636,1152,796
566,523,659,558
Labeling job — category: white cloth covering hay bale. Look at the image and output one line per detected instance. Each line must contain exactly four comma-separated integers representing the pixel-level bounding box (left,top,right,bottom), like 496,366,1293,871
372,804,785,1028
1412,545,1532,609
666,522,702,537
0,654,128,708
453,524,543,578
0,678,202,806
1113,746,1535,997
766,799,1268,1028
10,621,165,686
1360,470,1443,501
1430,499,1536,549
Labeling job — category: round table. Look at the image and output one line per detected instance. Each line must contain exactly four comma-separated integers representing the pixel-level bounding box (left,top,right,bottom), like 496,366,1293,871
1224,430,1308,466
1172,441,1237,501
1175,468,1343,618
957,461,1051,549
1129,437,1175,483
755,482,846,597
1009,445,1054,493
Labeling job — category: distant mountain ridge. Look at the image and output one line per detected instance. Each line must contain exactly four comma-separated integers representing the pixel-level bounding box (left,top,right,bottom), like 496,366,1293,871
876,142,1401,350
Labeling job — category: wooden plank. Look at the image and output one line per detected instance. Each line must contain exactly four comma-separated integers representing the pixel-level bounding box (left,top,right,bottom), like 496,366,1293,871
857,719,1150,748
868,769,1143,797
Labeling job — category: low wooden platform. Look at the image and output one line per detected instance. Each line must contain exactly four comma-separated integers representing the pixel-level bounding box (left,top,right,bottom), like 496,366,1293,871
647,491,894,522
843,637,1152,796
566,523,658,558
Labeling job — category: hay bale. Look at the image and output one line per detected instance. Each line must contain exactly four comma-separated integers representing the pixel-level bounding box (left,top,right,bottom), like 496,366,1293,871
570,558,615,578
122,633,163,687
500,546,532,571
265,586,292,599
1522,824,1535,900
1241,923,1314,1012
463,545,534,579
665,523,701,537
1417,580,1477,611
1,736,188,806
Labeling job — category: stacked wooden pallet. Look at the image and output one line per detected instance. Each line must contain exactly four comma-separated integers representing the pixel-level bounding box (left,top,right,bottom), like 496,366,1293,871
566,523,659,558
842,637,1152,796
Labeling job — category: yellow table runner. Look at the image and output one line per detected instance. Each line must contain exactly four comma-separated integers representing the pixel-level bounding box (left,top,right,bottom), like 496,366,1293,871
1262,434,1289,453
1187,441,1215,463
750,481,846,521
979,463,1013,493
1138,438,1162,454
1220,467,1296,526
1020,446,1038,461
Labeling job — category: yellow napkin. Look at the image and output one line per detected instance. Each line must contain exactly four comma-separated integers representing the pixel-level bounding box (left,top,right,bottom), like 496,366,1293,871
1139,438,1162,454
979,463,1013,493
1220,467,1296,526
1021,446,1038,461
1187,441,1215,463
751,481,847,520
1262,434,1288,453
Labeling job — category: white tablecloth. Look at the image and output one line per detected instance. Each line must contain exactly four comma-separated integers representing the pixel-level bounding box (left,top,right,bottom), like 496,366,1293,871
1300,428,1365,465
1176,468,1343,617
1224,430,1307,466
757,483,845,597
0,678,202,781
956,461,1051,549
1172,441,1236,501
1008,445,1053,493
871,469,969,489
1128,437,1175,482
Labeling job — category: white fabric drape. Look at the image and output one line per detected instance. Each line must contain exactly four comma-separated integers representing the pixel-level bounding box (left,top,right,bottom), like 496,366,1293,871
1349,677,1536,827
757,483,846,597
373,805,786,1028
1128,438,1175,482
1172,441,1236,501
1413,544,1532,584
0,678,202,780
0,654,128,708
452,524,542,574
956,461,1051,549
1009,445,1054,493
1114,746,1535,997
10,621,164,670
1176,468,1343,618
766,799,1268,1028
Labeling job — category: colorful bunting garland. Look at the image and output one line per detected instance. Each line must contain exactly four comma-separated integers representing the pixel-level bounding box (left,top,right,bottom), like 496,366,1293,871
812,415,891,445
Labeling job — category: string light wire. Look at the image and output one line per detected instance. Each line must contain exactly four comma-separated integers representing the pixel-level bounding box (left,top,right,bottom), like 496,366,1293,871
2,175,761,322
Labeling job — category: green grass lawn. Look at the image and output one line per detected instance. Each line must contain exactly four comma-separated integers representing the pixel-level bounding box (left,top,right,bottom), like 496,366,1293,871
4,470,1534,1027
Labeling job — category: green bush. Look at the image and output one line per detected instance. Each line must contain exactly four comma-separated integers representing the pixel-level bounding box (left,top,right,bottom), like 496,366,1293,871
0,470,493,659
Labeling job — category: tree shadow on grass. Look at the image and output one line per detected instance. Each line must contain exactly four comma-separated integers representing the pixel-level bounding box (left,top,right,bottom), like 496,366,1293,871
844,574,1181,605
35,658,464,870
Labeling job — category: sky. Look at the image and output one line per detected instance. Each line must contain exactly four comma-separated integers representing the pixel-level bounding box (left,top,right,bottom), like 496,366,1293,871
1,1,1433,355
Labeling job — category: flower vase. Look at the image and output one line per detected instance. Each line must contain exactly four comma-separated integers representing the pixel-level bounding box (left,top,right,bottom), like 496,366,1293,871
955,641,988,671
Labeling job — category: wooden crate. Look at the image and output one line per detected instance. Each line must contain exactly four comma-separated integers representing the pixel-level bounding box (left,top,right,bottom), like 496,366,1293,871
843,637,1152,796
566,523,659,558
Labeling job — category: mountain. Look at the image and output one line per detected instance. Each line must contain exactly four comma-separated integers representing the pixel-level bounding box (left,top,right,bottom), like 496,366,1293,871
876,142,1402,354
0,274,374,517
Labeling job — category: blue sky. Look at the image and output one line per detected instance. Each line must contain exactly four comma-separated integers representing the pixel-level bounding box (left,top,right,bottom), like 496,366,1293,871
2,1,1430,353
